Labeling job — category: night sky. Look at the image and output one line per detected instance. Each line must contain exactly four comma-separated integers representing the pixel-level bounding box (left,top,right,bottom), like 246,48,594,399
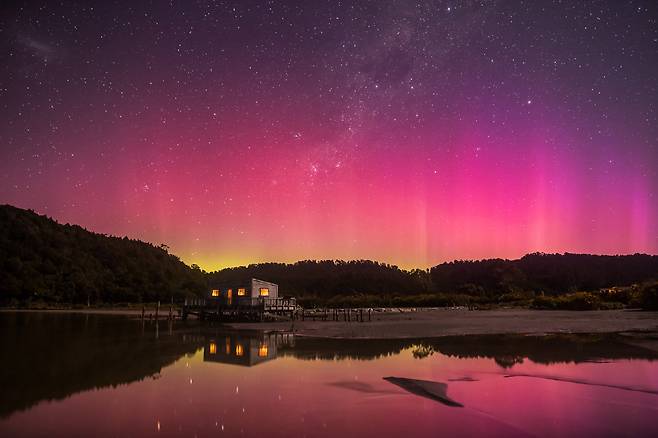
1,1,657,270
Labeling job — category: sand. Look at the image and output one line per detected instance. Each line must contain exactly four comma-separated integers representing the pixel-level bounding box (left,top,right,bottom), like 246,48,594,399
3,307,657,340
226,308,658,339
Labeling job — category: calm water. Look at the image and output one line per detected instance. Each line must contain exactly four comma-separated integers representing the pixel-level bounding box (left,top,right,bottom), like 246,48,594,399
1,312,658,437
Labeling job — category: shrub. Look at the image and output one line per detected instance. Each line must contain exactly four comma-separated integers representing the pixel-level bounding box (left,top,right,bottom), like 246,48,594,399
532,292,601,310
638,282,658,310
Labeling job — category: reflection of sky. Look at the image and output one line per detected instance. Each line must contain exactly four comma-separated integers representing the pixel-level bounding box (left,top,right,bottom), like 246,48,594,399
2,347,657,437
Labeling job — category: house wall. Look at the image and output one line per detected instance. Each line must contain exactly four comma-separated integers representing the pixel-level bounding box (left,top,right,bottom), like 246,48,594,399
250,279,278,299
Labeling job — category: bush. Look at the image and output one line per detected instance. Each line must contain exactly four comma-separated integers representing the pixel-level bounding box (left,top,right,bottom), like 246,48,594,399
638,282,658,310
532,292,601,310
598,286,637,305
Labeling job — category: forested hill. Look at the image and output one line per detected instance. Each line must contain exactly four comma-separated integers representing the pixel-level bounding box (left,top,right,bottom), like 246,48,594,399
209,254,658,302
0,205,206,306
2,204,658,307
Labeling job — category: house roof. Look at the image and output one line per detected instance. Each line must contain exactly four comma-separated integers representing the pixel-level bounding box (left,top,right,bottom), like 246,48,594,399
210,278,277,288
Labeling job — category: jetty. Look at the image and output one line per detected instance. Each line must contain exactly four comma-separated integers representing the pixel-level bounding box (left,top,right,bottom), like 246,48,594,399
182,278,297,321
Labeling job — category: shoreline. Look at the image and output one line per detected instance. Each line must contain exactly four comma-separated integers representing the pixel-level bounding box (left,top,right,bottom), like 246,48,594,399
226,308,658,339
0,308,156,316
4,307,657,340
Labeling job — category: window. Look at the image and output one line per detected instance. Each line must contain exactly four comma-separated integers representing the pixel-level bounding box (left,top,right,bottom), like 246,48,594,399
235,344,244,356
208,342,217,355
259,288,269,297
258,344,268,357
225,337,231,354
227,289,233,305
211,289,220,297
237,288,246,296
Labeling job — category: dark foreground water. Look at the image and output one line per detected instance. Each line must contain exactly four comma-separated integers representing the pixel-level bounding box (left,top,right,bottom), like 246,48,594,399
1,312,657,437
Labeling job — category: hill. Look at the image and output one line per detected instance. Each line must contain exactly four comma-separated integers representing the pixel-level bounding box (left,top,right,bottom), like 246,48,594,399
0,205,206,306
1,204,657,308
209,255,658,308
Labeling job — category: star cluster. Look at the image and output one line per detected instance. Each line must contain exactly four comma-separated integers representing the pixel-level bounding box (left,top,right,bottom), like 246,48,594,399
1,0,657,269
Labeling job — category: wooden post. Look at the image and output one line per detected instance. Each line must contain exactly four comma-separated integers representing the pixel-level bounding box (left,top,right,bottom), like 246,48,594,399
368,309,371,322
141,306,145,320
169,306,173,320
155,301,160,320
360,309,363,322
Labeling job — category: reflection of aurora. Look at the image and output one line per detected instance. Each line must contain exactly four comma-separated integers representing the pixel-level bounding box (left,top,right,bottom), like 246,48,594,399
2,311,657,420
0,312,203,418
278,333,658,366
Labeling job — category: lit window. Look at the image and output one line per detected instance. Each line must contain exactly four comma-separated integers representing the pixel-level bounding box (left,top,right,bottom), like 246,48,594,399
225,337,231,354
237,288,246,296
209,342,217,355
258,344,268,357
211,289,220,297
235,344,244,356
227,289,233,305
259,288,269,297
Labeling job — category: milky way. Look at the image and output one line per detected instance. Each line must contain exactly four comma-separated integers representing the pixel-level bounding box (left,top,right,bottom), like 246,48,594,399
1,0,657,270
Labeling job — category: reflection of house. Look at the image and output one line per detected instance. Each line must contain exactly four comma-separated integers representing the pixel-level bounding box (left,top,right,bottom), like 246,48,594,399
203,333,279,366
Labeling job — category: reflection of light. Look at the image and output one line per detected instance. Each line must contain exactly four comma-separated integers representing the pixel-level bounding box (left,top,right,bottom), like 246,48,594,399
258,344,268,357
157,420,160,431
211,289,219,297
235,344,244,356
209,342,217,354
225,337,231,354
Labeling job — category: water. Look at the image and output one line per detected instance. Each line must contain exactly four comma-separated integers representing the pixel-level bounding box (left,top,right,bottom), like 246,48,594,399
1,312,657,437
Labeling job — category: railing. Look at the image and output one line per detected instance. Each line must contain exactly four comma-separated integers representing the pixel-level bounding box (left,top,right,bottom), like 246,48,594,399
184,298,207,307
184,296,297,310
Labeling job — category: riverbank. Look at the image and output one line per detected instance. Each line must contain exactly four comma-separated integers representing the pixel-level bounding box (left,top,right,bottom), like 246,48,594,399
227,308,658,339
3,307,658,340
0,307,163,317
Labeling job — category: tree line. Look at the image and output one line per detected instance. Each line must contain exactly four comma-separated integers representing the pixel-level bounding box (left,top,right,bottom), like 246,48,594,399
0,205,206,306
1,204,657,308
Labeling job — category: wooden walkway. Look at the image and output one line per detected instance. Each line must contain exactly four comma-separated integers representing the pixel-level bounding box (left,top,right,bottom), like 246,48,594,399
180,297,375,324
299,308,372,322
182,297,298,322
